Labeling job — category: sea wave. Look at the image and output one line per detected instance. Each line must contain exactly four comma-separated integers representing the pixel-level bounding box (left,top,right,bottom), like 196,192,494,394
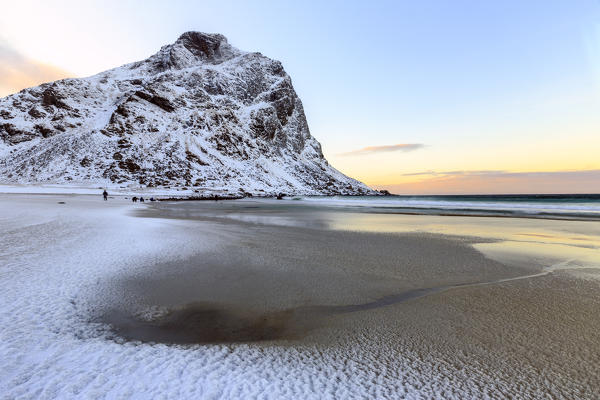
291,195,600,220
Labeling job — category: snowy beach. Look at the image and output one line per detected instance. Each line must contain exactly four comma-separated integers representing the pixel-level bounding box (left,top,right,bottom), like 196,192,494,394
1,194,599,399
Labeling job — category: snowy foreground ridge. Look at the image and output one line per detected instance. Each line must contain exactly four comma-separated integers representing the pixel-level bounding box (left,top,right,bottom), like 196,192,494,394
0,32,372,195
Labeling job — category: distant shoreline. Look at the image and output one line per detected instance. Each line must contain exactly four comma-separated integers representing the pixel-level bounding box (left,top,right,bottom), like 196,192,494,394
362,208,600,222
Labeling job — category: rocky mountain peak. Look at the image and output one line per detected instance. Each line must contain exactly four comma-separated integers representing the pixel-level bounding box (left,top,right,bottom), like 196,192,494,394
148,31,237,71
176,32,228,59
0,32,373,195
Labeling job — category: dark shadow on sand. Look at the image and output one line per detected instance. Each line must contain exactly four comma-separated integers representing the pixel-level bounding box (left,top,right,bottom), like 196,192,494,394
102,287,447,344
103,270,550,345
104,303,304,344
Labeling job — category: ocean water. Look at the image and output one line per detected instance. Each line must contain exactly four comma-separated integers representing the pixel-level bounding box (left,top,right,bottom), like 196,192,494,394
294,194,600,220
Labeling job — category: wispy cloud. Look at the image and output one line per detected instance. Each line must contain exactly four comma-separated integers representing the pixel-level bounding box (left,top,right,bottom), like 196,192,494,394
339,143,425,156
0,42,71,97
376,169,600,195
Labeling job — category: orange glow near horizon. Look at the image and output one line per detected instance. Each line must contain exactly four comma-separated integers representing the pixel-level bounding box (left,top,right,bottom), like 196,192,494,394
326,118,600,194
363,169,600,195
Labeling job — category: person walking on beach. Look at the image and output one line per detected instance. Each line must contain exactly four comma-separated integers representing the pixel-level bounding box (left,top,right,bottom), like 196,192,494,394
103,190,108,201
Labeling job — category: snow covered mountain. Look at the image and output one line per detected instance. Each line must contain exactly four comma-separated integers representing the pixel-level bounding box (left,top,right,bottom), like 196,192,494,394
0,32,373,195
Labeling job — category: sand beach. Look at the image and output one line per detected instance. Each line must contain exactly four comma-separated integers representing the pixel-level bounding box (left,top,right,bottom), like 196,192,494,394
1,193,599,398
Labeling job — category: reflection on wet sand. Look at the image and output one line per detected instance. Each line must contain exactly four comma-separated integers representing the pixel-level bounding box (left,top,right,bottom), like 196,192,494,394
105,267,554,344
105,303,303,344
138,200,600,279
100,200,600,344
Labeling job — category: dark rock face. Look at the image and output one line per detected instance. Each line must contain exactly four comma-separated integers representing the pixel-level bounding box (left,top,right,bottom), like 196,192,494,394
0,123,35,145
34,124,55,138
28,107,44,118
0,32,373,195
41,88,71,110
178,32,226,59
134,91,175,112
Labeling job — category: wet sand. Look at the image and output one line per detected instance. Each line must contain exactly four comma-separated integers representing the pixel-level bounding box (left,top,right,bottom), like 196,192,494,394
102,226,526,344
103,200,599,356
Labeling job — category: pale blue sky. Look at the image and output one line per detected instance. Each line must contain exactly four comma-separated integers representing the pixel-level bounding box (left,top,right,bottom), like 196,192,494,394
1,0,599,192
